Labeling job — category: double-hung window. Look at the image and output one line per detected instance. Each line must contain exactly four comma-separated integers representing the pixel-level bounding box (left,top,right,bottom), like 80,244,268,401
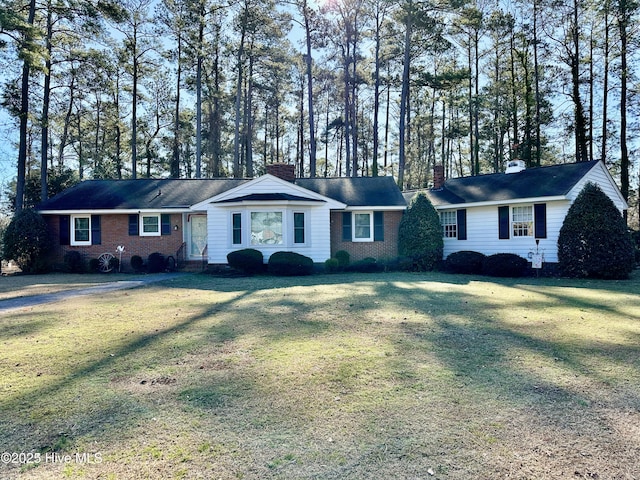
71,215,91,245
353,212,373,241
512,206,533,237
140,214,161,236
440,211,457,238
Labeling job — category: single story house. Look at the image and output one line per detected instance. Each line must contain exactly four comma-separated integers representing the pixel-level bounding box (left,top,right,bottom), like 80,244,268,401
405,159,628,264
37,164,407,271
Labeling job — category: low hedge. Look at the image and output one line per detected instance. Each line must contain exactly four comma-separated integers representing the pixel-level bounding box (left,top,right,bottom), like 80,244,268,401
482,253,528,277
268,251,314,276
227,248,264,274
445,251,486,274
147,252,165,273
346,257,381,273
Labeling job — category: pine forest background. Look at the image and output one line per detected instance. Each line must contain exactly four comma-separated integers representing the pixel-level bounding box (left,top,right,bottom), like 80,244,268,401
0,0,638,227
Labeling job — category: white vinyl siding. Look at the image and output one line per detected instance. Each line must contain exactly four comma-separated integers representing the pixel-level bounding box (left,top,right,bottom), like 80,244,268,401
442,201,568,263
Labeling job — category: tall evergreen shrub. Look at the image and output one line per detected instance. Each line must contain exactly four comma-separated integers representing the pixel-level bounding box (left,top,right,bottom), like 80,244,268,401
2,209,52,273
398,192,443,271
558,183,634,279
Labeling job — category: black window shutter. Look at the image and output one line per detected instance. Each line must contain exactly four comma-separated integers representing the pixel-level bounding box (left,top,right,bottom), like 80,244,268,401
342,212,352,241
457,209,467,240
60,215,70,245
91,215,101,245
498,206,510,239
373,211,384,241
161,214,171,235
129,214,139,236
534,203,547,239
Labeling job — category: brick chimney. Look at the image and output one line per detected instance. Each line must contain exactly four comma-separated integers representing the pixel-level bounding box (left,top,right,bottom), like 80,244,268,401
433,164,445,189
266,163,296,182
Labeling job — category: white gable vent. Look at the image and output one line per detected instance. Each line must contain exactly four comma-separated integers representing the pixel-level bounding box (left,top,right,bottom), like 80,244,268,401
505,159,526,174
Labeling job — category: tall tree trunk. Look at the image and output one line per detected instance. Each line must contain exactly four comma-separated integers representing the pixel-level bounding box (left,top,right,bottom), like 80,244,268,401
41,0,53,202
171,32,182,178
195,1,204,178
618,0,629,204
16,0,37,213
571,0,589,162
601,0,610,162
533,0,542,166
233,9,247,177
343,44,351,177
303,1,316,177
398,5,411,189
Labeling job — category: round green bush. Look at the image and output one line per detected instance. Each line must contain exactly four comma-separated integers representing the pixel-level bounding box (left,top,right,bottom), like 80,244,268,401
558,183,634,279
2,209,52,273
398,193,443,271
64,250,85,273
130,255,144,272
334,250,350,268
482,253,528,277
325,258,340,273
89,258,100,272
446,250,486,274
268,251,314,276
227,248,264,274
147,252,165,273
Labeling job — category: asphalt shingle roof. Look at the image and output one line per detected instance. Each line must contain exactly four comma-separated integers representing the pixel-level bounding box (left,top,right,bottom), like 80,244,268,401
295,176,406,207
37,178,248,211
409,161,599,207
37,175,407,211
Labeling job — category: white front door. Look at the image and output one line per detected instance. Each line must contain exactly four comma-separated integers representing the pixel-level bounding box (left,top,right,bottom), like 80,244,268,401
189,215,208,258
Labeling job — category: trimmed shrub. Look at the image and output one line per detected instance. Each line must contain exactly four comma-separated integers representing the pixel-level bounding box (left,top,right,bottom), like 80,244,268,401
558,182,634,279
227,248,264,274
89,258,100,272
482,253,528,277
2,209,52,273
334,250,350,269
446,251,486,274
325,258,340,273
64,250,85,273
346,257,381,273
130,255,144,272
398,192,443,271
268,251,314,276
109,257,120,272
147,252,165,273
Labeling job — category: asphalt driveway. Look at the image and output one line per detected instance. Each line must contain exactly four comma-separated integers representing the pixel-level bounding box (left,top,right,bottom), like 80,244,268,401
0,273,188,315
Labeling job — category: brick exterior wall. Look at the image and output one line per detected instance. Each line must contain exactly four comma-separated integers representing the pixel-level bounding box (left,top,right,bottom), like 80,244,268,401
44,214,185,272
330,210,403,262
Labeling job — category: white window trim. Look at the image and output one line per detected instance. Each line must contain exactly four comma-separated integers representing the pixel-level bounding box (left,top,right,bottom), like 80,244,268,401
352,211,374,242
228,208,310,248
440,211,457,239
511,205,533,237
292,211,307,245
140,213,161,237
231,212,243,246
71,214,91,246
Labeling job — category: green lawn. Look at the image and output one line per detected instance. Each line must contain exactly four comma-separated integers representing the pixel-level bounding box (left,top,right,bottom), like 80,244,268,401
1,271,639,479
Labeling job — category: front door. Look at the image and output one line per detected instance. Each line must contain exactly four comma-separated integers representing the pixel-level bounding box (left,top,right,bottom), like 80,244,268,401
189,215,208,258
